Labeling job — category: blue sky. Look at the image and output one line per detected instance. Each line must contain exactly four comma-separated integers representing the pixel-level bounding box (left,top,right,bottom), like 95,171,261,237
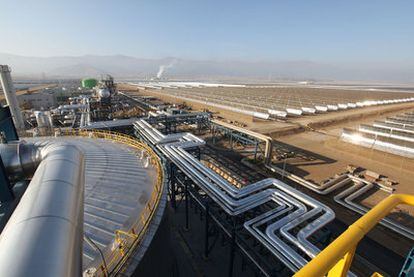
1,0,413,63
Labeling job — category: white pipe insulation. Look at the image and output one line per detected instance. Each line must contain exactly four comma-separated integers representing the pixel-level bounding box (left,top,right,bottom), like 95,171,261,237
134,119,335,273
266,164,414,240
0,141,85,277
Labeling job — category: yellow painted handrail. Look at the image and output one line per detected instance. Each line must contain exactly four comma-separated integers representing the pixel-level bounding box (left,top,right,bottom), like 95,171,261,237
295,194,414,277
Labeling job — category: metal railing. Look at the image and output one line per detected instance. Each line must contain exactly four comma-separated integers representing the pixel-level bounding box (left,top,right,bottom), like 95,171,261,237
60,129,165,276
295,194,414,277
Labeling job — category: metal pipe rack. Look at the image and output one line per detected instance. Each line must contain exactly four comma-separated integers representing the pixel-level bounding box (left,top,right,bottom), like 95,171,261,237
266,164,414,240
134,119,335,275
210,120,273,164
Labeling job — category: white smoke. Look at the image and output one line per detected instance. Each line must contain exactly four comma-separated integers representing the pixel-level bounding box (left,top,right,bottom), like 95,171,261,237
156,60,176,79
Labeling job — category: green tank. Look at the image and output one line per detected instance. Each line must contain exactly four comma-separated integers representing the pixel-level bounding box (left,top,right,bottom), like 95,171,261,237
81,78,98,89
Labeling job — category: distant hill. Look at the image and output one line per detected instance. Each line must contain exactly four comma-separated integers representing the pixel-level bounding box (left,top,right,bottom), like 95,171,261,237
0,52,413,83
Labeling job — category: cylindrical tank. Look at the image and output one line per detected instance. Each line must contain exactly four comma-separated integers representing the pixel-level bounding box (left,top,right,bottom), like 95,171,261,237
97,88,110,98
81,78,98,89
34,111,51,128
33,111,53,136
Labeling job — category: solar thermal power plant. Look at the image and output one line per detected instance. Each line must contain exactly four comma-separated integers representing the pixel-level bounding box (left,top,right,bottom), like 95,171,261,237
132,83,414,118
2,0,414,274
1,64,414,277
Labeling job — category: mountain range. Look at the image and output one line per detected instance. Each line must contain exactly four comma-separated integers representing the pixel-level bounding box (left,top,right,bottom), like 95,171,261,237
1,52,413,84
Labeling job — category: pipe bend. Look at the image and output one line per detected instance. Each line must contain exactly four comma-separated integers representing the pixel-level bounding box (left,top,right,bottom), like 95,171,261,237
0,142,85,277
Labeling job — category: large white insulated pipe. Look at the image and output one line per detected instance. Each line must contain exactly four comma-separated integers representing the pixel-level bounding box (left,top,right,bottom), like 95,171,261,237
0,142,85,277
134,119,336,272
0,65,25,130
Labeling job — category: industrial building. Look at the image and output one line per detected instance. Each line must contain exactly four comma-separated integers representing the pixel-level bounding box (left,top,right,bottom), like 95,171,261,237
17,90,57,110
0,65,413,277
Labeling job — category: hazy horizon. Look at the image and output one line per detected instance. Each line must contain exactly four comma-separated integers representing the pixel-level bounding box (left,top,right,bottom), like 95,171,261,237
1,1,413,83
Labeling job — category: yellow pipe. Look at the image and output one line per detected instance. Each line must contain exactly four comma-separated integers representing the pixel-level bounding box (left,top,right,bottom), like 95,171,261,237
295,194,414,277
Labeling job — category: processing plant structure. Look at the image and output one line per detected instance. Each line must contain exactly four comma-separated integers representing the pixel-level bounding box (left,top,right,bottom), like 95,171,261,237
0,65,413,277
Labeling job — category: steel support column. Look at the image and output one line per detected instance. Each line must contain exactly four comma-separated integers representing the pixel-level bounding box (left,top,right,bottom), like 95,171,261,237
170,165,177,210
228,220,237,277
204,202,210,259
0,156,13,203
184,181,189,230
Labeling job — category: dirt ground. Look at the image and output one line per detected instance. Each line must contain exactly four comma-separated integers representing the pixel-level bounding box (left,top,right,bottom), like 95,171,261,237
0,84,57,101
118,84,414,135
120,83,414,215
274,108,414,217
120,83,413,270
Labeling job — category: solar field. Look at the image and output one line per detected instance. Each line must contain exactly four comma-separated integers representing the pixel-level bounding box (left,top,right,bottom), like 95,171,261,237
141,85,414,119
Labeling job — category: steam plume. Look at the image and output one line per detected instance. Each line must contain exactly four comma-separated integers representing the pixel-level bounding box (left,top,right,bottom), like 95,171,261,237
156,60,176,79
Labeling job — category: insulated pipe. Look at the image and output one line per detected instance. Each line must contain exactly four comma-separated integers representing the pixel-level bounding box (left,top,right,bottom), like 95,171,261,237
266,164,349,195
0,142,85,277
135,119,336,273
211,119,273,164
265,180,335,268
334,178,414,240
164,144,276,214
0,142,41,178
141,118,331,209
268,161,414,240
244,202,297,270
58,104,88,111
169,138,335,268
265,196,308,268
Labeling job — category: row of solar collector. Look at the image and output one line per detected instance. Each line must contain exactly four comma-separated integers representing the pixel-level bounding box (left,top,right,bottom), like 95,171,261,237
341,113,414,158
156,88,414,119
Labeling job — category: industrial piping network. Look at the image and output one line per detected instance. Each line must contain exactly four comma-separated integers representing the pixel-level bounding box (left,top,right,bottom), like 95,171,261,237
266,165,414,240
210,119,273,164
149,113,414,241
134,119,335,273
0,141,85,277
205,118,414,239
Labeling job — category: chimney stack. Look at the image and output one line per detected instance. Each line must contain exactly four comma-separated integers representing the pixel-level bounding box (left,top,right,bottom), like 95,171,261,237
0,65,25,130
